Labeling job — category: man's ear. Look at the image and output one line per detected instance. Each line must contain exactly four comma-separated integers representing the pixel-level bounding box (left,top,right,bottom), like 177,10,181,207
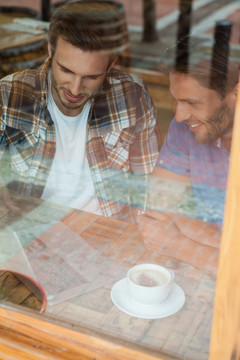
48,42,52,58
107,56,118,72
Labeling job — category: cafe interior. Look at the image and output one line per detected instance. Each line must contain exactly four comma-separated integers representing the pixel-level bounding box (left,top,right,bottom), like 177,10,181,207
0,0,240,359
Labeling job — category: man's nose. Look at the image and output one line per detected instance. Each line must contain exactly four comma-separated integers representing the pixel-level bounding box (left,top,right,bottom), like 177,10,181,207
175,103,191,123
70,76,83,95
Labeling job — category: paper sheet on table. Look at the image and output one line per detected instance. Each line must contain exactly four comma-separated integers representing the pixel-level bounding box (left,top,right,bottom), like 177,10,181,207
2,222,126,306
13,18,49,32
0,23,46,35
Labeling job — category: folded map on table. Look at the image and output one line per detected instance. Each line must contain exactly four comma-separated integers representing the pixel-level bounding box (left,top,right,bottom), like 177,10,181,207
2,221,126,306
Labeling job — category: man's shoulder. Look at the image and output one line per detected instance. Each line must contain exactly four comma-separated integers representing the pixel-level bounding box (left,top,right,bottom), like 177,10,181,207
0,60,48,94
107,67,144,88
1,68,40,88
168,118,189,136
0,61,49,132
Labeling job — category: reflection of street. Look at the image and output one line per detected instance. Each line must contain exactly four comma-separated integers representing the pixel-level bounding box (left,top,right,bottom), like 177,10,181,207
121,0,240,44
126,0,240,67
122,0,240,74
1,0,239,44
118,0,240,140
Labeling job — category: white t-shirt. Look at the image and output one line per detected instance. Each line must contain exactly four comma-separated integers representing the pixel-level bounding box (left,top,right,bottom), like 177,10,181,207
41,82,102,215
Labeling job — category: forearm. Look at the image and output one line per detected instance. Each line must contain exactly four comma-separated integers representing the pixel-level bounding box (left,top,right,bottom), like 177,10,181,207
130,83,161,174
147,165,195,225
137,211,220,277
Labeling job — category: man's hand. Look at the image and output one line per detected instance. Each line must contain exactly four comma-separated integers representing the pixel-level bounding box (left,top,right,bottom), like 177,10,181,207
0,186,20,213
138,210,220,248
137,210,181,246
137,210,220,277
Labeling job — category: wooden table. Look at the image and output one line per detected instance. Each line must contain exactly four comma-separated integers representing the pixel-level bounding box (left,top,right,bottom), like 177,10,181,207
0,195,217,360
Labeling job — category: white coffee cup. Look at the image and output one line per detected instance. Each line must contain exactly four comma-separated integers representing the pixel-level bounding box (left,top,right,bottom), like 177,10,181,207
127,263,174,307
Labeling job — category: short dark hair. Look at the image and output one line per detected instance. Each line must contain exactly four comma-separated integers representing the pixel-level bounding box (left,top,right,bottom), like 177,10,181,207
48,0,129,56
163,35,239,98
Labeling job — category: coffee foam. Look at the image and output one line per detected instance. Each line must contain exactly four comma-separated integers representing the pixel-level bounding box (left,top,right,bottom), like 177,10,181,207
130,269,169,287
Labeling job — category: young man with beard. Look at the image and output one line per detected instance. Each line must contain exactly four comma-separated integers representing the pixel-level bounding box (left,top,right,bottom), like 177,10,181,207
0,1,160,222
138,37,239,267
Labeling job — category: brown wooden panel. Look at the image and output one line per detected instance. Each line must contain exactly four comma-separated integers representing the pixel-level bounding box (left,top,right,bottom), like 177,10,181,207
209,76,240,359
0,304,178,360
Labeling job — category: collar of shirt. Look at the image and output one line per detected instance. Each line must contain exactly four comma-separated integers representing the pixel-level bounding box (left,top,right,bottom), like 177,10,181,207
214,138,221,148
214,137,230,161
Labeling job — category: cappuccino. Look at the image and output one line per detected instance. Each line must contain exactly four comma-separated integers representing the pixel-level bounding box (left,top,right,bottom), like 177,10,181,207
130,269,169,287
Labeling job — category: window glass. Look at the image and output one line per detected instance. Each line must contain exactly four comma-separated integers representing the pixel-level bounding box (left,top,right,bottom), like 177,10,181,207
0,1,239,359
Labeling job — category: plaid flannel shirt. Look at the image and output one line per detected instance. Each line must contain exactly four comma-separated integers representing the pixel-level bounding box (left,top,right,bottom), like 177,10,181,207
0,58,160,221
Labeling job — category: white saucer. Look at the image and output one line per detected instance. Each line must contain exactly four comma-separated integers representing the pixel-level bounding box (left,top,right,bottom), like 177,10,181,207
111,278,185,319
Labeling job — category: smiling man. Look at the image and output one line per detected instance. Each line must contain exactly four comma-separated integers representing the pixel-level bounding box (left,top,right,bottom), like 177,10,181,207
137,37,239,267
153,37,239,225
0,1,160,222
168,71,234,146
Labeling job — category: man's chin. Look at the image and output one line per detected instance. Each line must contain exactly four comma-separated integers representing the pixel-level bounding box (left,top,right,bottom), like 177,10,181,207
194,132,213,145
61,99,86,110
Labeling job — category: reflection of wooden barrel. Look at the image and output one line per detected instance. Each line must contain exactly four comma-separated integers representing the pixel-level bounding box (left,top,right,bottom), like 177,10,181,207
0,7,48,78
51,1,68,13
0,6,40,19
50,0,131,66
0,40,48,78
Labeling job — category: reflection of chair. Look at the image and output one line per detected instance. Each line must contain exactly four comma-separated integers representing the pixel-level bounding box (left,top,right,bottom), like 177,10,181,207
175,0,192,70
210,20,232,96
